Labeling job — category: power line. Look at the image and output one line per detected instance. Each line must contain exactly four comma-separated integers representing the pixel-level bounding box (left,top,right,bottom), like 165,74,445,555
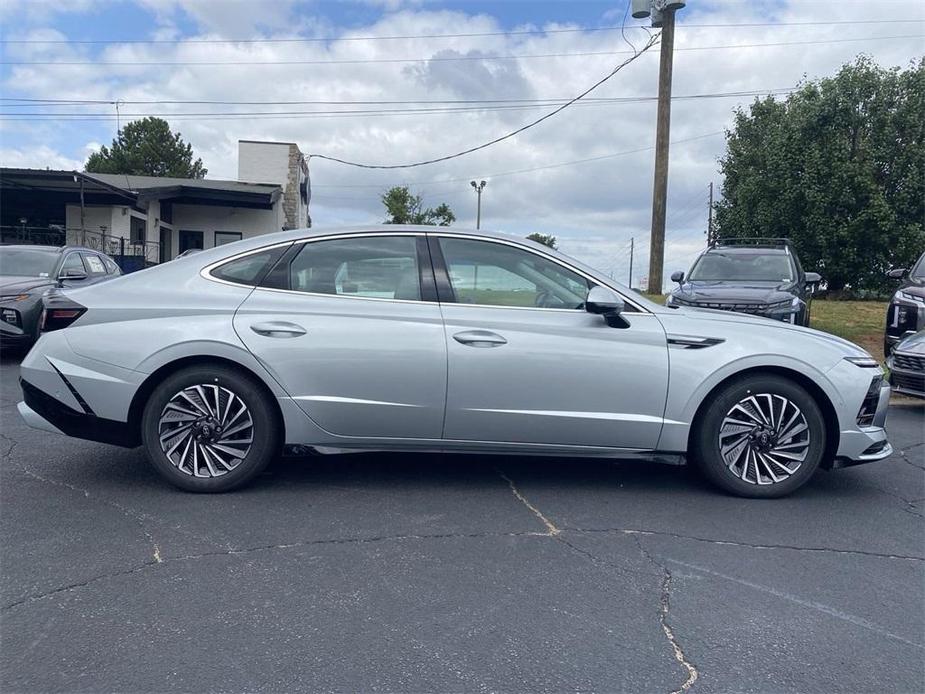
0,90,795,121
0,17,919,45
312,131,724,187
306,33,661,170
0,88,795,108
2,34,919,66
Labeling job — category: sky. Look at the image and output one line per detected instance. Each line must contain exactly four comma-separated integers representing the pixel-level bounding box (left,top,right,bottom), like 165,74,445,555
0,0,922,286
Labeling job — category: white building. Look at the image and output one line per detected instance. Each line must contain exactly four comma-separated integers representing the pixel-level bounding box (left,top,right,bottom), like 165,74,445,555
0,140,310,268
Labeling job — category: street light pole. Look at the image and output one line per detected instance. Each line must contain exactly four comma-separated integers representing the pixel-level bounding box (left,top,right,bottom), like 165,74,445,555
470,180,486,229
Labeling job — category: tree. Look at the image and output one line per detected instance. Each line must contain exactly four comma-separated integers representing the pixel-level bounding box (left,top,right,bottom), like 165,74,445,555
714,56,924,294
381,186,455,226
86,117,208,179
526,233,558,249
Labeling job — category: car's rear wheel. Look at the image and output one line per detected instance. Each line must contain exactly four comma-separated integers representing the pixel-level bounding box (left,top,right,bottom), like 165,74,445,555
692,375,826,498
141,366,279,492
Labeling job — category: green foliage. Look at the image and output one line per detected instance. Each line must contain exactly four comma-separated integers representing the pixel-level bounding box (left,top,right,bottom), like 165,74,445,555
85,117,207,179
381,186,455,226
526,233,558,249
714,56,924,293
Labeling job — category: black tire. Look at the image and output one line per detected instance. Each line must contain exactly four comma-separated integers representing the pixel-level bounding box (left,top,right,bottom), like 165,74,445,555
692,374,826,498
141,365,279,492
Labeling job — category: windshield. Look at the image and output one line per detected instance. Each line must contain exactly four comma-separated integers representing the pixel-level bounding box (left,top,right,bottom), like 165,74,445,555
911,253,925,281
688,252,794,282
0,248,58,278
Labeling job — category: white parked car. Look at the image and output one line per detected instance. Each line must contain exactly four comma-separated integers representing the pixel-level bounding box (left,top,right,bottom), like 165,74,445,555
19,226,891,496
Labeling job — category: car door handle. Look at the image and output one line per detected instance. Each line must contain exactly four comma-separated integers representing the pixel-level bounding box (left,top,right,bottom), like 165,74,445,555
453,330,507,347
250,321,306,338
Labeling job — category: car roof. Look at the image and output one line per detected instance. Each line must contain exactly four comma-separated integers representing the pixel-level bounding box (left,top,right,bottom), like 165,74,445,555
704,246,789,255
0,244,109,254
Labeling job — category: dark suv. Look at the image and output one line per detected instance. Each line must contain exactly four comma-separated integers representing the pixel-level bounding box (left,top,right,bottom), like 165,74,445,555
666,238,821,326
0,245,121,349
884,250,925,355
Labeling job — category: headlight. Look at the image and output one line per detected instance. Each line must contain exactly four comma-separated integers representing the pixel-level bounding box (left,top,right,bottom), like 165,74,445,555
897,291,925,304
665,295,675,306
844,356,882,369
766,299,795,311
0,293,31,302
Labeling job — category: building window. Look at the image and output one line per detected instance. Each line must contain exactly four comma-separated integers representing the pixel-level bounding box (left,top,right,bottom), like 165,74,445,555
215,231,243,247
130,216,146,244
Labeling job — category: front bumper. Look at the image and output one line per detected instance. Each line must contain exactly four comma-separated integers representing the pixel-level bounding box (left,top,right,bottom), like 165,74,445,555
888,352,925,399
831,378,893,468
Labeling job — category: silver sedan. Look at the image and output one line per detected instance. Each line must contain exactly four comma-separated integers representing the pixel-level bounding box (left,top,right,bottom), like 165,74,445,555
18,226,892,497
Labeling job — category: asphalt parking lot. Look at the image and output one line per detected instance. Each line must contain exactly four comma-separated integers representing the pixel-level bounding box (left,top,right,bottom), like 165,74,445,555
0,350,923,694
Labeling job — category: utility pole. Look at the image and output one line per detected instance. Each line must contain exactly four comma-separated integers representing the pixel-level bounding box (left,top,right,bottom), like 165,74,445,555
706,181,714,246
634,0,686,295
628,236,634,287
470,180,487,229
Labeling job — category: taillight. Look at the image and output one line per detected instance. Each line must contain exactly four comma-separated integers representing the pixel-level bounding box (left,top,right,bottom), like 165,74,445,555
41,295,87,332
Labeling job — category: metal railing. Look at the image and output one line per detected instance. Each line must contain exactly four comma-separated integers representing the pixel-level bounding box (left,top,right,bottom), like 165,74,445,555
0,226,161,270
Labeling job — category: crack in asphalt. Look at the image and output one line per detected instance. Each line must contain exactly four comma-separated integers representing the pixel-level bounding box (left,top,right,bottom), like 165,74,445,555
497,469,698,694
0,430,231,558
498,470,560,536
0,432,165,564
631,535,699,694
575,527,925,562
898,444,925,471
664,556,925,651
1,528,549,611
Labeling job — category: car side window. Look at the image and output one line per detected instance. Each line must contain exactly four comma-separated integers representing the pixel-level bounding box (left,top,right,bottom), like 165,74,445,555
438,237,591,309
103,256,121,275
60,253,86,277
288,236,421,301
211,247,287,286
81,253,107,276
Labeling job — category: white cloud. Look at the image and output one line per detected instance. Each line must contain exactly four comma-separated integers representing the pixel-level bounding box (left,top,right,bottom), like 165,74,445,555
0,145,84,170
2,0,922,285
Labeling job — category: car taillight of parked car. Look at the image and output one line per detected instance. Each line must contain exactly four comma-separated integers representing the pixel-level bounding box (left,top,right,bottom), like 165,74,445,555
40,296,87,332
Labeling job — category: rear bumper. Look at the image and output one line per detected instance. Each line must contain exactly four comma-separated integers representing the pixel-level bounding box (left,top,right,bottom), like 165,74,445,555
19,378,139,447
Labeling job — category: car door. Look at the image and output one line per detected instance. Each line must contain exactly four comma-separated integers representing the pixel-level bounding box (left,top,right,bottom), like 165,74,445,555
232,233,447,440
432,234,670,450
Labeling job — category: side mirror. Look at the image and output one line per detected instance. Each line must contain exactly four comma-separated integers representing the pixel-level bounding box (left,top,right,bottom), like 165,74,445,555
586,286,627,328
670,270,685,284
59,268,88,281
804,272,821,284
887,268,906,280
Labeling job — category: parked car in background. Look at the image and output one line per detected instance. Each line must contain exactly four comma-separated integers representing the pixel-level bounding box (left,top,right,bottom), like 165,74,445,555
884,251,925,356
886,330,925,399
18,226,890,498
666,238,821,326
0,245,121,349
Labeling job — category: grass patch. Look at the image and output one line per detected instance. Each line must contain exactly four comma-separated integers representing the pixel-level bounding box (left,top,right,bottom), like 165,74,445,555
810,300,886,360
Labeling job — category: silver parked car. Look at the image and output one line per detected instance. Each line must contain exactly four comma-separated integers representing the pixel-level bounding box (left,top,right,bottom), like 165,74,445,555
18,226,891,497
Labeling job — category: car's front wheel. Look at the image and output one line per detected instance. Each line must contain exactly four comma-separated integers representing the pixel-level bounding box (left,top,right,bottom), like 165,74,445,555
141,365,279,492
692,375,826,498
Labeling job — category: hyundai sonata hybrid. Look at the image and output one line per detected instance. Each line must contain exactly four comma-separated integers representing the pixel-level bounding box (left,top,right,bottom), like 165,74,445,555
18,226,891,497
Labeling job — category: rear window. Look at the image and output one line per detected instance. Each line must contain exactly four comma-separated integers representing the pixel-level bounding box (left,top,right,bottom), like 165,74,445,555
210,247,287,286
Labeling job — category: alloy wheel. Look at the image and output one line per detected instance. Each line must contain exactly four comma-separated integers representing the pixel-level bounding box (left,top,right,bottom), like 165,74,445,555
157,384,253,477
718,393,810,485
